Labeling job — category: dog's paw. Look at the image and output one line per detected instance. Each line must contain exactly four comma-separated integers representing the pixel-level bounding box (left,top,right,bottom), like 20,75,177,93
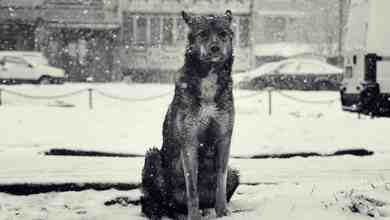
186,213,201,220
215,207,231,217
201,208,215,217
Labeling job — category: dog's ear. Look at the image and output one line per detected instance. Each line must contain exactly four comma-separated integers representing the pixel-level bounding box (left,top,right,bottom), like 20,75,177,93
225,10,233,24
182,11,192,25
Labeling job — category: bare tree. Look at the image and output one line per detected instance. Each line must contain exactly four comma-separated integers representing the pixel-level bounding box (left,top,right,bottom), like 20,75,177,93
297,0,346,59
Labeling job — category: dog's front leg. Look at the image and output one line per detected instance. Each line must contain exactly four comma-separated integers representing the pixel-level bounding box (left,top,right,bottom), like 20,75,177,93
181,138,201,220
215,138,231,217
215,115,234,217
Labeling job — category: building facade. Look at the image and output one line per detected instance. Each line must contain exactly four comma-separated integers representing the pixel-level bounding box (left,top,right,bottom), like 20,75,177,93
253,0,348,57
38,0,121,82
0,0,121,82
0,0,347,82
0,0,45,50
118,0,252,82
253,0,306,44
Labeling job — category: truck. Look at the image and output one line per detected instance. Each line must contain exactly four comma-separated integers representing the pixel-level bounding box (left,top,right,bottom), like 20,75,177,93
341,0,390,116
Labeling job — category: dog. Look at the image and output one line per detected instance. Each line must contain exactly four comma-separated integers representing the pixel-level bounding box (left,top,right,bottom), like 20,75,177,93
141,10,239,220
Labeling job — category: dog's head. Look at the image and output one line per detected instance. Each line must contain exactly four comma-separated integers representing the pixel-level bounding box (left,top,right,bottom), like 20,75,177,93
182,10,234,64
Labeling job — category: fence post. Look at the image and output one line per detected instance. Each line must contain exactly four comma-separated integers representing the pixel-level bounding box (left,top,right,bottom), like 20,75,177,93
268,87,273,116
88,88,93,110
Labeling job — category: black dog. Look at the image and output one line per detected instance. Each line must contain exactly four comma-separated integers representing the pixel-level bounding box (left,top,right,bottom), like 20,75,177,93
141,10,239,220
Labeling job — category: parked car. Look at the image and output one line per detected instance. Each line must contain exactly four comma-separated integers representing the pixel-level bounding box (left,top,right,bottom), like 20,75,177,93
0,51,66,84
234,58,343,90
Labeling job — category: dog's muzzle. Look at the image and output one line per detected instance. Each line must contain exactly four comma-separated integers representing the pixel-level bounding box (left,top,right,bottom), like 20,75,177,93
211,45,220,53
208,44,225,62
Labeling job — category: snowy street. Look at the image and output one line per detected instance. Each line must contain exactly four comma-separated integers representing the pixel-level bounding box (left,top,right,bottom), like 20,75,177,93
0,83,389,219
0,155,389,220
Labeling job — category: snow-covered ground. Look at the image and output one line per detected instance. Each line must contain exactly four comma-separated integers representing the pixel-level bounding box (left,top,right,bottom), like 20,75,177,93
0,83,389,220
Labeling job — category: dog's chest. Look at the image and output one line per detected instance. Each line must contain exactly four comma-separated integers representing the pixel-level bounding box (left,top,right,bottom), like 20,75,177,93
200,72,218,102
198,72,219,122
198,103,218,122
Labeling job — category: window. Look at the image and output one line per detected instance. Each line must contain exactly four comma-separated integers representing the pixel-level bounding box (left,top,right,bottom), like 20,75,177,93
239,17,250,47
345,66,353,78
150,17,161,46
176,17,187,44
4,56,28,66
264,16,287,42
231,17,239,47
136,16,147,45
162,17,174,46
123,14,134,46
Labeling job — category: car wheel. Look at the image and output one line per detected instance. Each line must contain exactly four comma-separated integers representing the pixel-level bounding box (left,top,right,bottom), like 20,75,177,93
39,76,52,85
56,78,65,84
315,81,332,90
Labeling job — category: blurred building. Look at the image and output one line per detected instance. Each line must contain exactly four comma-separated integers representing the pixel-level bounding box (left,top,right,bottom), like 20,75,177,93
38,0,121,82
119,0,251,82
0,0,121,82
253,0,305,44
253,0,349,66
0,0,348,82
0,0,45,50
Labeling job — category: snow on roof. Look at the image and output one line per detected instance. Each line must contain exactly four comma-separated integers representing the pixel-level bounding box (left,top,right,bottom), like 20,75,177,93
234,58,343,83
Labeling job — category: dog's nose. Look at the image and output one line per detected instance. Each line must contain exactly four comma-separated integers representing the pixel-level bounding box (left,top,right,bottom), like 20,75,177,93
211,45,220,53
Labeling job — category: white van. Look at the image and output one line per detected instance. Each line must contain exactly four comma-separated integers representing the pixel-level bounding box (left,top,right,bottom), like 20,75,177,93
341,0,390,116
0,51,66,84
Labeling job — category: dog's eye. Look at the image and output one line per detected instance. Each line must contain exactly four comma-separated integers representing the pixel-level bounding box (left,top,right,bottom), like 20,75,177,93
219,31,228,39
198,31,209,40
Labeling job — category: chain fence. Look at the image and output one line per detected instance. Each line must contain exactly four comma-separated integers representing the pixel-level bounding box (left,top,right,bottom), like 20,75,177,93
234,90,265,100
233,88,339,115
93,88,172,103
274,90,338,105
0,87,340,114
0,88,89,100
0,87,173,109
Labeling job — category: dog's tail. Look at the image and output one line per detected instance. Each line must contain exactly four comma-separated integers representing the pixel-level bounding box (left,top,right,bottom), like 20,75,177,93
227,167,240,202
141,147,166,219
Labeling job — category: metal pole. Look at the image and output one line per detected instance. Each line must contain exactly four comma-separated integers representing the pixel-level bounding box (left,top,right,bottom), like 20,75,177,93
0,88,2,106
268,88,272,116
88,88,93,110
338,0,344,67
118,0,124,43
249,0,255,70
